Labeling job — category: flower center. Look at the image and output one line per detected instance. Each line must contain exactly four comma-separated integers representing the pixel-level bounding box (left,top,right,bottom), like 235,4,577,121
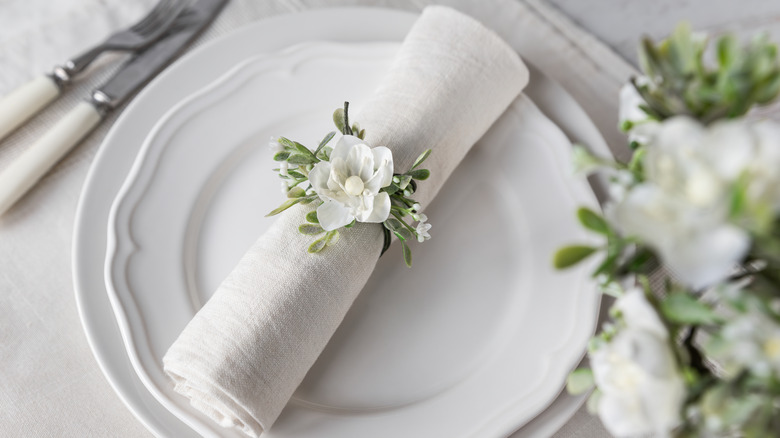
344,175,365,197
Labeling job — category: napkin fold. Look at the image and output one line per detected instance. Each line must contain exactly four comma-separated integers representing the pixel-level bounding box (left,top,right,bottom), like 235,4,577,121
163,6,529,436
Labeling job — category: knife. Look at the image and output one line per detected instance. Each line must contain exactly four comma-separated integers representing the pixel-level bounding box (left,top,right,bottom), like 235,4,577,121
0,0,228,216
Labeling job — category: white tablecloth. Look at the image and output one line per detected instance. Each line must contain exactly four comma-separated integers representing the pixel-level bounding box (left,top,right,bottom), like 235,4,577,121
0,0,634,436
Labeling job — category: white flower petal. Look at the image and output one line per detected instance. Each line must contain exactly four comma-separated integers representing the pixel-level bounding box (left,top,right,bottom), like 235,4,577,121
330,135,364,162
361,192,390,223
615,288,668,339
364,146,394,192
317,201,354,231
346,143,374,180
309,162,331,194
665,224,750,290
705,121,755,180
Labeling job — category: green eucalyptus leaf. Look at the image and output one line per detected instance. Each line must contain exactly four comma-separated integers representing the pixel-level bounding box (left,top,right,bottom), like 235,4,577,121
286,187,306,198
385,218,403,231
277,136,296,148
333,108,346,132
266,198,301,217
394,228,413,242
553,245,598,269
299,224,325,235
306,210,319,223
661,293,721,325
566,368,595,395
293,141,316,158
325,230,340,246
273,151,291,161
577,208,609,234
411,149,432,170
314,131,337,155
287,153,318,165
308,236,328,253
586,390,602,415
397,174,412,190
402,241,412,267
407,169,430,181
287,170,306,180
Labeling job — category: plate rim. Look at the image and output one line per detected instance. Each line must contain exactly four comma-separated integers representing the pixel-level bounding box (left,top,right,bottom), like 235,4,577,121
72,7,609,438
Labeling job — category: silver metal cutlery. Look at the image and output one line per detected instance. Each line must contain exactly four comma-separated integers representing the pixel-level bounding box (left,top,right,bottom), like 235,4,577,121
0,0,228,216
0,0,188,142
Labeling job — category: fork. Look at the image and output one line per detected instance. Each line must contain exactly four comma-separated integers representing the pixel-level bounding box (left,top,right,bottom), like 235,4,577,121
0,0,187,141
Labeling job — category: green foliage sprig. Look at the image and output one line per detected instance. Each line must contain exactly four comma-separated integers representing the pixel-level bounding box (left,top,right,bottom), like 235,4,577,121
267,102,432,266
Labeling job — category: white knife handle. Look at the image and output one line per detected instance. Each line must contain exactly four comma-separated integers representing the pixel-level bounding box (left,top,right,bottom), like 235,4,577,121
0,75,61,141
0,101,102,215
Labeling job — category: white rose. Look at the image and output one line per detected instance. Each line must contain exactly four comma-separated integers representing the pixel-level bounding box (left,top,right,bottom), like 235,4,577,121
309,135,394,231
608,183,749,290
591,288,686,437
608,116,751,289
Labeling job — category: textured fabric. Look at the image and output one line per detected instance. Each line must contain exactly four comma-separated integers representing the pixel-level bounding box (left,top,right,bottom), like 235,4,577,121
162,7,528,436
0,0,641,437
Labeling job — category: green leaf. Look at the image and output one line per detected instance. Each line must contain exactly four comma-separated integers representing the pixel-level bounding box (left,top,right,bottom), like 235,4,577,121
402,241,412,267
333,108,346,133
407,169,430,181
577,208,609,234
308,236,328,253
314,131,336,155
293,141,316,158
586,389,602,415
325,230,340,246
266,198,302,217
661,293,721,325
385,218,403,231
397,174,412,189
299,224,325,235
286,186,306,198
273,151,291,161
358,128,366,139
306,210,319,223
287,170,306,179
553,245,598,269
286,153,318,165
277,136,296,148
411,149,432,170
566,368,595,395
394,228,413,242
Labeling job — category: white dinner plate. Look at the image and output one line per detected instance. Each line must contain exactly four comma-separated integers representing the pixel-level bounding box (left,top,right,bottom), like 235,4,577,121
73,8,610,438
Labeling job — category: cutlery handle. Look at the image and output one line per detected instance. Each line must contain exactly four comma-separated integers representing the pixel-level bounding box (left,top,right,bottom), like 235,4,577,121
0,101,102,215
0,75,61,141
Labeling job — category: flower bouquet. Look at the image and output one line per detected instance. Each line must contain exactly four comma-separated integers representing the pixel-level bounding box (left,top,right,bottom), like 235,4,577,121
558,24,780,437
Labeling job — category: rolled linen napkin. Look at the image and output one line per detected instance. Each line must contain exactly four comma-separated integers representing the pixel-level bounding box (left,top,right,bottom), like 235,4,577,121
163,5,529,437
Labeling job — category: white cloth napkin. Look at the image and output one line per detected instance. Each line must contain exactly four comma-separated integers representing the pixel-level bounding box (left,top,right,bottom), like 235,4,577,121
162,5,529,436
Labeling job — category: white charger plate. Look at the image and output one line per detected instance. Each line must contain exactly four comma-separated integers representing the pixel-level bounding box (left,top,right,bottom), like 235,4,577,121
74,8,610,438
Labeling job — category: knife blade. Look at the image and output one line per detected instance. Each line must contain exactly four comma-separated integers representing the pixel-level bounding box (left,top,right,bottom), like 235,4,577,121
94,0,228,110
0,0,228,216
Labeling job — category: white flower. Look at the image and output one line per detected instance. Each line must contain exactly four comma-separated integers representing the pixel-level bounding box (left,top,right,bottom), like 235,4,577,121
707,289,780,379
608,184,749,290
591,288,686,437
415,217,431,242
608,117,752,289
309,135,393,231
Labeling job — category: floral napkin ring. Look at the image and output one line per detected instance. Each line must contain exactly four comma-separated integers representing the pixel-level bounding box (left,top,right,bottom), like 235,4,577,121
267,102,432,267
